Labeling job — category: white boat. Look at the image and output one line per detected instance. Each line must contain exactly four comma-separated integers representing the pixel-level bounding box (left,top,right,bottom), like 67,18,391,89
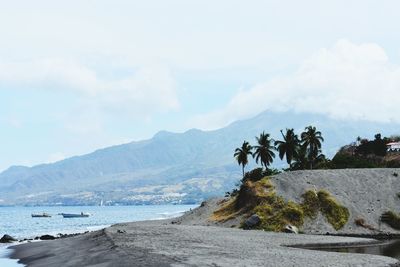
61,212,90,218
31,213,51,218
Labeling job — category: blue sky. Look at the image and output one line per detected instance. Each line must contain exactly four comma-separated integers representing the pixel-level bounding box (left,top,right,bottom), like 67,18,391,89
1,0,400,170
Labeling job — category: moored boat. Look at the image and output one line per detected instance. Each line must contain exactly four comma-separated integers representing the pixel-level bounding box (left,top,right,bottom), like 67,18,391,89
61,212,90,218
31,213,51,218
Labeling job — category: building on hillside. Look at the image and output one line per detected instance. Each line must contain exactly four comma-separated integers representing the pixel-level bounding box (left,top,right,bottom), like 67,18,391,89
387,142,400,152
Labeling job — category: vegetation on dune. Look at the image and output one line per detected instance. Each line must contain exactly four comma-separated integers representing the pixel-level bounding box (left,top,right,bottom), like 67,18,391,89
301,190,319,219
316,190,350,230
214,173,350,232
225,128,400,232
236,177,305,232
210,198,241,223
380,211,400,230
299,189,349,231
255,200,304,232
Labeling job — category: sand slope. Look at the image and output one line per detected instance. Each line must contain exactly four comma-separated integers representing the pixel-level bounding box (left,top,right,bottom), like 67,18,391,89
177,169,400,235
272,169,400,234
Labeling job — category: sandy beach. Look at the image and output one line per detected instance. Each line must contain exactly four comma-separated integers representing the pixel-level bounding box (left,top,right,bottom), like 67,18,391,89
10,169,400,266
10,219,399,267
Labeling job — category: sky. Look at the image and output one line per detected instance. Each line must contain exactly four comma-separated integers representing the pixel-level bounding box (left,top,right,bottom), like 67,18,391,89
1,0,400,171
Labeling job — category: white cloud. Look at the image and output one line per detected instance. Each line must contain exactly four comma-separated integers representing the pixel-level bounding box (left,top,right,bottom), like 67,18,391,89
0,59,99,93
0,59,179,111
193,40,400,130
0,59,180,134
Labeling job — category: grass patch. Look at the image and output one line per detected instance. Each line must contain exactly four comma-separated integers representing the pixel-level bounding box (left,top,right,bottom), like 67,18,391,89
213,177,275,223
212,176,349,231
380,211,400,230
211,197,242,222
301,190,319,219
300,189,349,230
255,201,304,232
317,190,350,230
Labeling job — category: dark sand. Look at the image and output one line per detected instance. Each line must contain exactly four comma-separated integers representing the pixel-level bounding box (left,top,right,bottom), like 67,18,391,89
11,220,399,267
10,169,400,266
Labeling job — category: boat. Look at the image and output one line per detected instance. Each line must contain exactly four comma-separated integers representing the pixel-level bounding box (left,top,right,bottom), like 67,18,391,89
31,213,51,218
60,212,90,218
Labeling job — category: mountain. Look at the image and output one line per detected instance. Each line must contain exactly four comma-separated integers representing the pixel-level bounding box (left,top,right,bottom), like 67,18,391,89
1,111,399,206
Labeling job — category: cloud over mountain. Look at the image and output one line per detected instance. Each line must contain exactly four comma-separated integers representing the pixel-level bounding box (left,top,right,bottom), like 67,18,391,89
194,40,400,130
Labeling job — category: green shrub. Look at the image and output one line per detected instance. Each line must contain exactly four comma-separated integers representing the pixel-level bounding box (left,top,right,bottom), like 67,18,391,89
244,188,349,231
330,153,380,169
242,168,267,183
281,202,304,226
256,201,304,232
216,174,350,232
301,190,319,219
317,190,350,230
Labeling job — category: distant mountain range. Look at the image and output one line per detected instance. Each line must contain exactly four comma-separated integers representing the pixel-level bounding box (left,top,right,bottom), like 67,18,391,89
1,111,399,206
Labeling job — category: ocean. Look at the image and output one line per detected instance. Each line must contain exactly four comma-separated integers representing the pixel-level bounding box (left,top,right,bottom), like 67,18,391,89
0,204,197,266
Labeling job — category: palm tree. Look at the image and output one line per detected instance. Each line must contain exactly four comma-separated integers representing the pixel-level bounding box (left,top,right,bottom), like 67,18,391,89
301,126,324,169
253,132,275,169
291,144,309,170
234,141,253,178
275,129,300,167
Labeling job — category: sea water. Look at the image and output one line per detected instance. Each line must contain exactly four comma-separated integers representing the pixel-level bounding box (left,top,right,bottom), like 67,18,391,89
0,204,197,266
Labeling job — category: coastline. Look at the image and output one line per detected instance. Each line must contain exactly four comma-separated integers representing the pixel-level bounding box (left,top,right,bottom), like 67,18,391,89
9,219,400,267
1,204,196,266
7,168,400,266
0,244,24,267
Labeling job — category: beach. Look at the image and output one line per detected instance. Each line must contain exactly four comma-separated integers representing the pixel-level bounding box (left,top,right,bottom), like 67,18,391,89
10,219,399,267
8,169,400,266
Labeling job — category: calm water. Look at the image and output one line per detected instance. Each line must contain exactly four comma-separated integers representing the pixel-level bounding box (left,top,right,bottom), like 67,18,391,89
307,239,400,260
0,204,197,267
0,205,197,239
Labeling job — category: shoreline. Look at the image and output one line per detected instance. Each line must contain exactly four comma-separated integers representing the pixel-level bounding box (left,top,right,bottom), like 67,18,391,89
5,192,400,266
8,219,400,267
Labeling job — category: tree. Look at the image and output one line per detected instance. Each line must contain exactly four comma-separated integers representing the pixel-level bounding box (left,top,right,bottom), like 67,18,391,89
275,129,300,167
301,126,324,169
291,145,309,170
355,133,387,157
234,141,253,178
253,132,275,169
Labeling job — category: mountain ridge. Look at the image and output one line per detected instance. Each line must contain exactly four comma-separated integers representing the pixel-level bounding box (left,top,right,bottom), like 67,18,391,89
1,110,400,205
